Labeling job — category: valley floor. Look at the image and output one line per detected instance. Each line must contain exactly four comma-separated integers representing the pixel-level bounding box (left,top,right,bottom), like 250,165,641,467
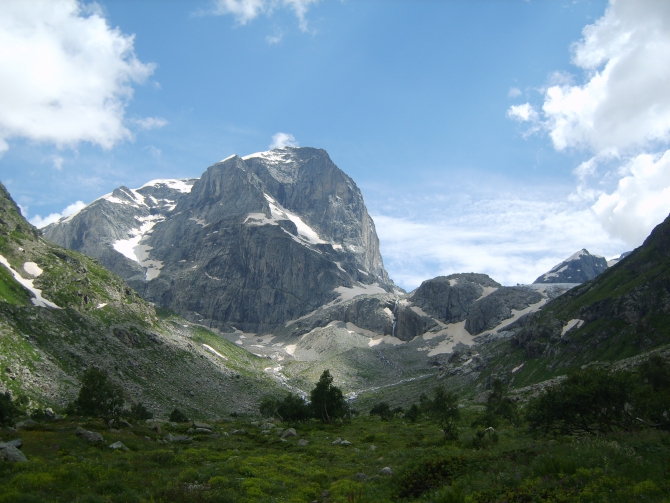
1,413,668,502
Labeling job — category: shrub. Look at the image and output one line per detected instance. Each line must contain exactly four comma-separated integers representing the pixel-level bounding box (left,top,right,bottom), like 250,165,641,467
309,370,348,423
527,366,638,435
128,402,153,421
423,386,460,439
169,408,189,423
0,391,21,427
396,456,468,499
405,403,420,422
369,402,393,421
277,393,311,422
74,367,124,422
473,379,519,428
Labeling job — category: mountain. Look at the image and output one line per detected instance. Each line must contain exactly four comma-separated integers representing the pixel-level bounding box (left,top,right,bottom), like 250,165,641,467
607,251,632,267
0,182,281,417
533,249,608,284
45,147,394,333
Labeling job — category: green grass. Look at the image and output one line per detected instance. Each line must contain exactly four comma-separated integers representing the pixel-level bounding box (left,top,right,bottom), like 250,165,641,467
1,413,668,502
0,266,32,306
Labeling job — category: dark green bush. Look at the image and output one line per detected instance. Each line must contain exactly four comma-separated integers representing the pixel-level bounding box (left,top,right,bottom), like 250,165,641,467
527,365,647,434
423,386,460,439
472,379,519,428
74,367,125,422
396,456,468,499
128,402,153,421
0,391,20,427
370,402,393,421
169,408,189,423
405,403,420,422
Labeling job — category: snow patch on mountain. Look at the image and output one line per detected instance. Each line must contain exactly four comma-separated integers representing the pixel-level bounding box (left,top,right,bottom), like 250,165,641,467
0,255,60,309
112,215,165,280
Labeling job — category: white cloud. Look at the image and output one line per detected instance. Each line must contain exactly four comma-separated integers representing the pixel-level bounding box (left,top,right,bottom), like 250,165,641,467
132,117,168,130
509,0,670,250
51,155,65,171
508,87,522,98
0,0,155,151
373,192,626,290
266,30,283,44
30,200,86,229
209,0,320,32
269,132,298,149
592,150,670,246
507,103,538,123
539,0,670,153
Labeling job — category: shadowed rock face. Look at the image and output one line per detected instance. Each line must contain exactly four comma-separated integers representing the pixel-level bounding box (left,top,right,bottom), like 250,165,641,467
44,147,393,332
411,273,501,323
534,249,608,284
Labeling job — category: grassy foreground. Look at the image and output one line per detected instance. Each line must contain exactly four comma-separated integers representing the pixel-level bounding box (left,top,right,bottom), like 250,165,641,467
1,411,669,503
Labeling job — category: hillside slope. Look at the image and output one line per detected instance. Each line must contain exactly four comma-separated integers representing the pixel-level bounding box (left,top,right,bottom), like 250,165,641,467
0,182,281,418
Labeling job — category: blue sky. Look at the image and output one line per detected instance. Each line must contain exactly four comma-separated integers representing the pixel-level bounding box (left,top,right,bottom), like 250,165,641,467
1,0,669,289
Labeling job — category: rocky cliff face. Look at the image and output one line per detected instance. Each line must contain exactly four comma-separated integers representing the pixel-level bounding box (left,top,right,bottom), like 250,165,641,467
44,147,393,332
533,249,608,284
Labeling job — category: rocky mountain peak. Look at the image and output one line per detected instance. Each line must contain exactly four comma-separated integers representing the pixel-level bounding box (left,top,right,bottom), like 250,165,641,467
533,249,608,284
44,147,392,332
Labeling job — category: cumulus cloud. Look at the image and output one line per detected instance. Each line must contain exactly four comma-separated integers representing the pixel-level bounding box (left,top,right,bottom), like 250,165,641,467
132,117,168,130
269,132,298,149
0,0,155,151
509,0,670,248
209,0,320,32
30,200,86,229
542,0,670,153
592,150,670,246
507,103,538,123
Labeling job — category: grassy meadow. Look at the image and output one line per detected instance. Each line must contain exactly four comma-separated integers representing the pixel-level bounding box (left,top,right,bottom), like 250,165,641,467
1,409,668,503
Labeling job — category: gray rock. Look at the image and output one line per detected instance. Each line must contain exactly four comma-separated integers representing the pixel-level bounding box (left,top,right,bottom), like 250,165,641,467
355,473,368,480
0,446,27,462
281,428,297,438
15,419,37,429
260,423,275,430
119,419,133,428
194,428,212,434
464,286,542,335
534,249,608,284
331,438,342,445
150,424,161,434
74,426,104,444
192,421,212,430
297,439,309,446
109,441,129,452
231,429,246,436
186,428,194,434
411,274,500,323
0,438,22,449
380,467,393,476
44,148,394,333
340,440,351,446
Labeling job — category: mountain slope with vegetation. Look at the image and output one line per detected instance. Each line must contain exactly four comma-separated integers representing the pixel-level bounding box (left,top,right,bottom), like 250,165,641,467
0,182,282,419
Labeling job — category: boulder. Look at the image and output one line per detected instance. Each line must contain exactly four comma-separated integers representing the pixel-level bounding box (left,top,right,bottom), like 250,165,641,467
109,441,129,452
331,438,342,445
297,439,309,446
340,440,351,447
193,421,212,430
0,446,27,462
74,426,105,444
281,428,297,438
194,428,212,434
380,467,393,476
0,438,22,449
231,429,246,436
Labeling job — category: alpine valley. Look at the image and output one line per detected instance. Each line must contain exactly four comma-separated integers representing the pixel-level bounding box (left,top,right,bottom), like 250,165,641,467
1,147,670,501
